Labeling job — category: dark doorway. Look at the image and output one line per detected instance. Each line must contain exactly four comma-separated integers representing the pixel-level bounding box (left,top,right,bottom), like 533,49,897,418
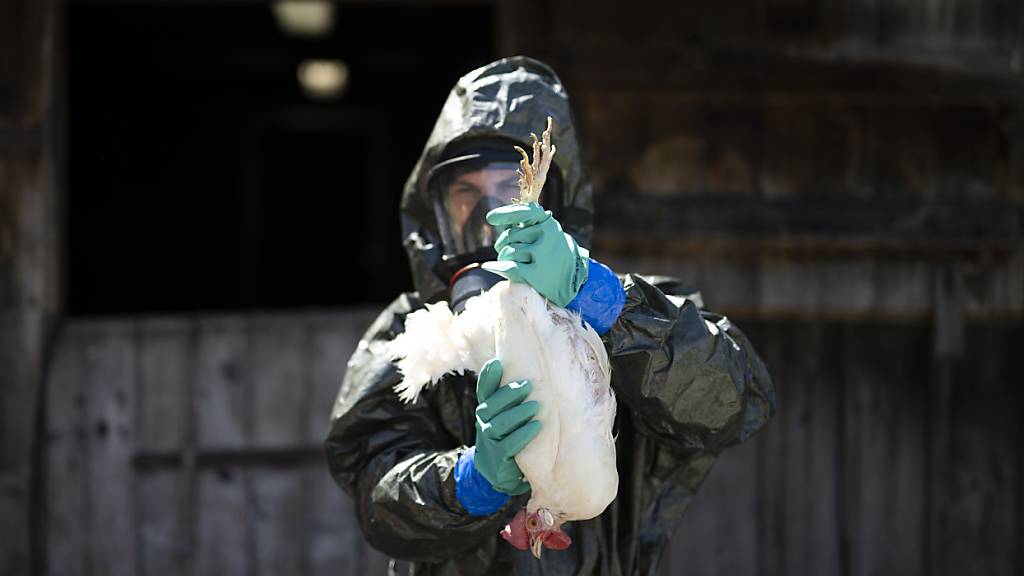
67,2,494,314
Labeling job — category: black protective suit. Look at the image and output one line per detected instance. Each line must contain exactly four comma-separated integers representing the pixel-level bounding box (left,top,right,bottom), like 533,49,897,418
324,56,776,575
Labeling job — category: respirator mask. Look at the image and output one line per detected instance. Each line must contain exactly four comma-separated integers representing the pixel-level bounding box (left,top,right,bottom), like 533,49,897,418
427,139,563,312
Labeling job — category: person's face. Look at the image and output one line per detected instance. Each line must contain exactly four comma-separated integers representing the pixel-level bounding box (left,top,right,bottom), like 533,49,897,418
445,166,519,234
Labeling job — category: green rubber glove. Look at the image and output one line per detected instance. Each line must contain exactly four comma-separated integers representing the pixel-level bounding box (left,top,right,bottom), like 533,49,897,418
482,202,590,308
473,358,541,495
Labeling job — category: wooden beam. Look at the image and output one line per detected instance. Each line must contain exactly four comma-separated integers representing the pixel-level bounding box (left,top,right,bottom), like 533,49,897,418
0,0,60,574
133,446,326,471
593,196,1024,261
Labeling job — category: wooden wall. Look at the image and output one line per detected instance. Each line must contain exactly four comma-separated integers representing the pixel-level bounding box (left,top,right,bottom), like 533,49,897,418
671,321,1022,576
44,311,391,576
499,0,1024,322
0,0,62,574
44,312,1022,575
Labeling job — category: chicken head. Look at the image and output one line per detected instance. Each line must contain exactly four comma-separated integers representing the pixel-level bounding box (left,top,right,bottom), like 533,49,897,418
500,508,572,559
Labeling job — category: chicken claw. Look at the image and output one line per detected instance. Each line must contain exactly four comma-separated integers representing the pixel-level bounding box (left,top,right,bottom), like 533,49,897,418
513,116,556,204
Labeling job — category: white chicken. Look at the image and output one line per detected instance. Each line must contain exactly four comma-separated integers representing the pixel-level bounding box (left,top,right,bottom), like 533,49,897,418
387,118,618,558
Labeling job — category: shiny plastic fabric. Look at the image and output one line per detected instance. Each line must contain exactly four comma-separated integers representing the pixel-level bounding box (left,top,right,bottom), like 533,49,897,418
324,56,777,575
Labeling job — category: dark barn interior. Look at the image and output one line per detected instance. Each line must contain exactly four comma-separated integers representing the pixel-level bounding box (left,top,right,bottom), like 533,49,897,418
67,3,493,312
2,0,1022,575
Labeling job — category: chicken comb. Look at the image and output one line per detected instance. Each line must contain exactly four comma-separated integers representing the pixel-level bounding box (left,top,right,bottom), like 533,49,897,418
513,116,556,205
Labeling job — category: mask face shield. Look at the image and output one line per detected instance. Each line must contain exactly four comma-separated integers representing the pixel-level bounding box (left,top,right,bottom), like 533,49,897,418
432,160,521,255
428,146,564,272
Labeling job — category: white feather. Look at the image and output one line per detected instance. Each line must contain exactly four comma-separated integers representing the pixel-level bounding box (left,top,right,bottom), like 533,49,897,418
388,281,618,526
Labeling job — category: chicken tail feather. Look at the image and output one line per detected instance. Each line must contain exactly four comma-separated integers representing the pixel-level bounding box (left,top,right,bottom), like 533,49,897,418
389,302,466,403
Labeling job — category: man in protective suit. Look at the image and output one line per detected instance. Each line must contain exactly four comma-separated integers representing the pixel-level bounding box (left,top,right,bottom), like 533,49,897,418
324,56,776,575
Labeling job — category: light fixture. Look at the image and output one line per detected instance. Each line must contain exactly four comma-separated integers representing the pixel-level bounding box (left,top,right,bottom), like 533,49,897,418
297,59,349,100
272,1,335,38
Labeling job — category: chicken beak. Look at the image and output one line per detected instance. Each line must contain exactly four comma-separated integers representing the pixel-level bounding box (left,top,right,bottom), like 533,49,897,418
530,535,544,559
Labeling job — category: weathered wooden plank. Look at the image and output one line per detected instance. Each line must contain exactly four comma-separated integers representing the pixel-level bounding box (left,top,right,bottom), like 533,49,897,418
1,3,61,571
931,326,1021,576
761,322,842,575
248,316,308,574
81,321,137,576
760,98,820,198
627,117,707,196
0,310,43,575
758,260,823,313
875,260,931,315
195,316,250,575
669,438,761,576
754,322,788,576
702,100,758,196
250,315,307,447
137,318,191,576
252,467,305,576
307,315,354,444
875,105,939,201
306,309,404,574
818,101,875,200
306,315,352,574
306,465,363,575
595,196,1024,255
137,318,188,451
137,471,185,576
581,90,645,193
818,260,875,314
964,256,1024,318
698,259,758,313
196,316,249,449
875,0,1003,59
196,467,250,576
44,326,88,575
841,325,927,576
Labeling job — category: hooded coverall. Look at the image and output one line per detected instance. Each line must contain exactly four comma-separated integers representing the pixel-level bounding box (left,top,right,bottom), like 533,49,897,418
324,56,777,576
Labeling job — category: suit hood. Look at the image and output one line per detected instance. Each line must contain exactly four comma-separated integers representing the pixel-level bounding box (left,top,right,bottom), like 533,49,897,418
399,56,594,301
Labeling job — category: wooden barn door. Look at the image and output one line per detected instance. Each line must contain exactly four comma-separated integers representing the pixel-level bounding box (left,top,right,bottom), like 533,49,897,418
44,311,390,576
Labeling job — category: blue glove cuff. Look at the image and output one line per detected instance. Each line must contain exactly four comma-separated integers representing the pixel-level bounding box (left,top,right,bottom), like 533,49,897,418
566,258,626,335
455,447,510,516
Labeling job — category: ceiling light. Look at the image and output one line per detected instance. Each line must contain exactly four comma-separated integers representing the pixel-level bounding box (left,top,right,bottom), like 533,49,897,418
272,1,335,38
297,59,349,100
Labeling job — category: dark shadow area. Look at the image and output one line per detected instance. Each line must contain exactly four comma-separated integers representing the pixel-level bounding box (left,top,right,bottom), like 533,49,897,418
67,2,493,314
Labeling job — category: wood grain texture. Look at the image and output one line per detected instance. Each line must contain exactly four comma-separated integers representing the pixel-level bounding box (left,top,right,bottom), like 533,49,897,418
1,1,60,573
930,327,1022,576
778,323,842,575
669,439,761,576
250,315,307,448
44,326,87,576
45,311,390,575
252,467,306,576
138,470,186,576
195,316,249,449
196,467,251,576
841,325,927,576
41,313,1022,576
193,315,252,575
81,321,137,576
137,319,191,576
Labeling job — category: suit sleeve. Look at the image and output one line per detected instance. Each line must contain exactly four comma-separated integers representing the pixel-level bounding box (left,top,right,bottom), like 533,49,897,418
323,295,517,563
603,274,776,452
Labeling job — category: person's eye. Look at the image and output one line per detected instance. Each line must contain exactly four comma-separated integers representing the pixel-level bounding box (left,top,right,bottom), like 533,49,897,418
453,186,480,197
